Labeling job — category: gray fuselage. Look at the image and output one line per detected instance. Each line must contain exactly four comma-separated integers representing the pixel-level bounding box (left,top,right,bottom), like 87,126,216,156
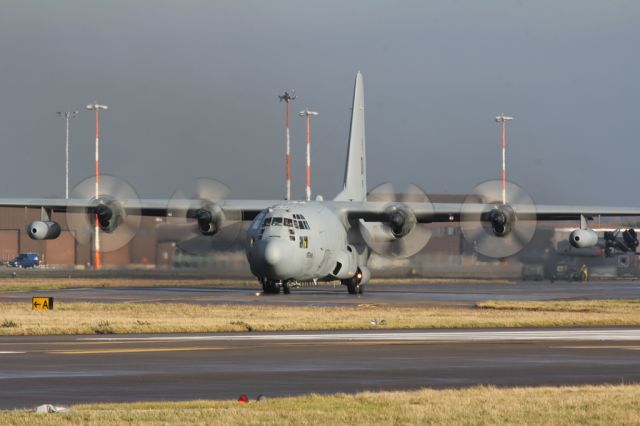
245,202,365,283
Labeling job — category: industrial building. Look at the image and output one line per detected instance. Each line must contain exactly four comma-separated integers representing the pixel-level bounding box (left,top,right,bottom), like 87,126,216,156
0,207,165,268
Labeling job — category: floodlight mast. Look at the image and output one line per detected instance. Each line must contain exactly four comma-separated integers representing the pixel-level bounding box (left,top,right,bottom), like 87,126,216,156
278,91,296,201
298,108,318,201
56,111,79,199
495,114,513,205
86,103,108,270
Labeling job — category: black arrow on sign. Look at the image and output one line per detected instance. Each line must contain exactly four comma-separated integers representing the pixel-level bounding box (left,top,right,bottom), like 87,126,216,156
33,300,40,308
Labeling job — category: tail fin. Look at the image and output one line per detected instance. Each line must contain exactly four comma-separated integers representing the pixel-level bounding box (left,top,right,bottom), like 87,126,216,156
334,71,367,202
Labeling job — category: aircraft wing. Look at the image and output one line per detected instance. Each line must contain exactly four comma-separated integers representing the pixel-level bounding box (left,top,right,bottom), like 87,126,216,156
1,198,278,221
341,201,640,223
10,197,640,223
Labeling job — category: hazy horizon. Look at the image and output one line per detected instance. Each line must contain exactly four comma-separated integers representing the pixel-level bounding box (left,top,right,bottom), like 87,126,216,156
1,1,639,207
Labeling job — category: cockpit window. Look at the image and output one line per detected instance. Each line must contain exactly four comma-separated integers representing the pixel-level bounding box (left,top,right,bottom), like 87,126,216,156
284,218,293,227
261,217,272,228
251,211,267,230
272,217,283,226
291,214,310,229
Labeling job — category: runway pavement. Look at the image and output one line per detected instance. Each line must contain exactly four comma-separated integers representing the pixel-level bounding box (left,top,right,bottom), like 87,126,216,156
1,328,640,409
1,280,640,307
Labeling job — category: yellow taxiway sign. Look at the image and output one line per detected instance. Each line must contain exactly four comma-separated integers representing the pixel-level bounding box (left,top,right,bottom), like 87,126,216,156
32,297,53,310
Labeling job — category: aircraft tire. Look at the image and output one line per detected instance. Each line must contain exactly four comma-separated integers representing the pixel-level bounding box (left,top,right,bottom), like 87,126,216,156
357,283,365,294
345,279,358,295
264,281,279,294
282,281,291,295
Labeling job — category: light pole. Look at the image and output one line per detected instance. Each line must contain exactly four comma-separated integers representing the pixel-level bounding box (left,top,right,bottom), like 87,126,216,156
56,111,79,199
86,103,108,270
298,108,318,201
495,114,513,205
278,91,296,201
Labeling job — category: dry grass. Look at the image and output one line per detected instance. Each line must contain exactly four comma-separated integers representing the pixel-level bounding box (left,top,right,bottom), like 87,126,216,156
0,276,513,293
0,277,256,292
1,299,640,335
478,299,640,312
1,384,639,425
369,277,514,285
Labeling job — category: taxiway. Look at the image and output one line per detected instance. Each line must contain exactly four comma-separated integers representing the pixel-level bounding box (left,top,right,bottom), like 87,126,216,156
1,280,639,307
1,328,640,408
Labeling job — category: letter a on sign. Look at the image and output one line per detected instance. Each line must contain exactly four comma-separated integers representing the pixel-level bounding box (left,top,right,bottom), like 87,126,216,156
32,297,54,310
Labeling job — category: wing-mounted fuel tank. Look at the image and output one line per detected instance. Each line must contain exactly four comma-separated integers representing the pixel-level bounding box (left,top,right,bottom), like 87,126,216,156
27,207,61,240
569,215,599,248
569,228,598,248
27,221,61,240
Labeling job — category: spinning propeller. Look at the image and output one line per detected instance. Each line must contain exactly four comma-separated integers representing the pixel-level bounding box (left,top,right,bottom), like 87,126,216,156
460,179,537,258
65,175,142,252
167,178,242,255
359,183,433,258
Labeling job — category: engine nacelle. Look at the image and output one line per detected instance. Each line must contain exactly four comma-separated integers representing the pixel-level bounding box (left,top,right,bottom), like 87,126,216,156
387,205,417,239
188,204,224,236
27,221,61,240
569,228,598,248
487,205,515,237
95,201,123,233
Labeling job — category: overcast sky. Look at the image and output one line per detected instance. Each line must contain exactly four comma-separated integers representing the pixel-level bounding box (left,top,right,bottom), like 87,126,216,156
0,1,639,207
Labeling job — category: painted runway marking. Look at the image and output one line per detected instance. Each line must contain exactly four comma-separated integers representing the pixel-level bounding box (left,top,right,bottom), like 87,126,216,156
0,351,25,354
554,345,640,351
50,346,226,355
79,329,640,343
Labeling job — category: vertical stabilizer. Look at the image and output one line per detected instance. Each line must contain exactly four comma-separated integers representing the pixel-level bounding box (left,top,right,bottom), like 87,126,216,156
334,72,367,202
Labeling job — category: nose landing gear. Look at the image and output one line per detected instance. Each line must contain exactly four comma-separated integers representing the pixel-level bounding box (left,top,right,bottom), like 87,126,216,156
342,268,367,295
261,279,291,295
342,276,364,295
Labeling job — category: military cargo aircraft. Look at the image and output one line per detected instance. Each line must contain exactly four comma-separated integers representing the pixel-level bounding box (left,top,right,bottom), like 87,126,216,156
10,72,640,294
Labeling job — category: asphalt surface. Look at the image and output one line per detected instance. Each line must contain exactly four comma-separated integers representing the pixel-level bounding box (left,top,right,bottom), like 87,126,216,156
1,280,640,307
1,280,639,409
1,328,640,409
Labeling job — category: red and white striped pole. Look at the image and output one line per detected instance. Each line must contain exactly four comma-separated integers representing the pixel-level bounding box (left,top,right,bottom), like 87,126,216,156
86,103,108,270
495,114,513,204
298,108,318,201
278,91,296,200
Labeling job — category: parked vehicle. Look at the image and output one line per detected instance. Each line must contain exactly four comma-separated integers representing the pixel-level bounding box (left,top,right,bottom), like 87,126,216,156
8,253,40,268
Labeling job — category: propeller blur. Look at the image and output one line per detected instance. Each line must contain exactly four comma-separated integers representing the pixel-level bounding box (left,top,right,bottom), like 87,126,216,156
11,72,640,295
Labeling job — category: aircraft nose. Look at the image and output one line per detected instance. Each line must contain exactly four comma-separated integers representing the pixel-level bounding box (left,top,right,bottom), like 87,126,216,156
264,238,286,266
